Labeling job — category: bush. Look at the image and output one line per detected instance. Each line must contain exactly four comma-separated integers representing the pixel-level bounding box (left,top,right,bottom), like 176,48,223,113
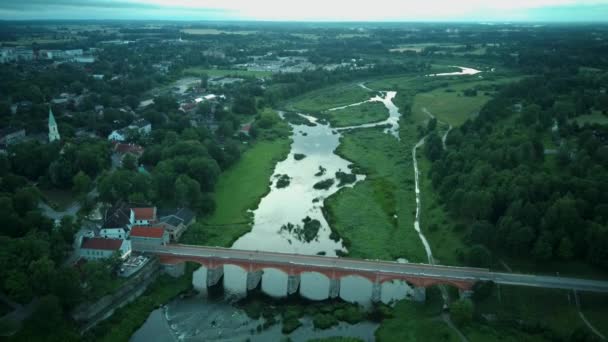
282,317,302,334
294,153,306,161
276,174,291,189
313,179,335,190
335,171,356,186
313,313,339,329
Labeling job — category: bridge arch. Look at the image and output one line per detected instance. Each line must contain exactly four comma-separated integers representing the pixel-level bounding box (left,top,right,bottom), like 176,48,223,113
300,271,331,301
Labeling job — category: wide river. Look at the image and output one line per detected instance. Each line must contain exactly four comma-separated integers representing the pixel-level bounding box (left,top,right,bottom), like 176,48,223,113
132,66,481,341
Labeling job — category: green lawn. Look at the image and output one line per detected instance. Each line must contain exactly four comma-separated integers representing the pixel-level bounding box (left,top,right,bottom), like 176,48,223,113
286,83,374,114
328,101,389,127
571,111,608,126
183,67,272,78
412,77,523,127
325,127,426,262
474,285,584,339
580,292,608,337
376,287,459,341
181,129,291,247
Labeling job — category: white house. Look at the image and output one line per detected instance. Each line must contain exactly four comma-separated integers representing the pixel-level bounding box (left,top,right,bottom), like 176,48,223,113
108,129,127,142
100,203,132,239
130,207,157,226
79,237,131,260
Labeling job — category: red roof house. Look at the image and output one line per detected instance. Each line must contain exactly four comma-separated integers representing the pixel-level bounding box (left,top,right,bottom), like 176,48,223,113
130,226,168,245
130,207,157,225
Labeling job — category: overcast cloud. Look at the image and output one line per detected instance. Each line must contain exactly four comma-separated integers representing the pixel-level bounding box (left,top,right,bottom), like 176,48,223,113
0,0,607,21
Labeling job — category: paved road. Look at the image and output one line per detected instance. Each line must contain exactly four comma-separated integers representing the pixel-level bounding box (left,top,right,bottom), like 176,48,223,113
133,244,608,293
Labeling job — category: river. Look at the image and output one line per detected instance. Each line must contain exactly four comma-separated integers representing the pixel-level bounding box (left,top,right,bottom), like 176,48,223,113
133,68,481,341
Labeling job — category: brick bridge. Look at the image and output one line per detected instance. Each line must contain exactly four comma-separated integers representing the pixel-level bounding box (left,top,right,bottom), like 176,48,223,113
134,244,608,302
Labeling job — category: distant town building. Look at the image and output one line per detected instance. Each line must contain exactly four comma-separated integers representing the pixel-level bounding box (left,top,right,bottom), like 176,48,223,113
0,128,26,147
48,108,61,142
107,119,152,142
79,237,132,260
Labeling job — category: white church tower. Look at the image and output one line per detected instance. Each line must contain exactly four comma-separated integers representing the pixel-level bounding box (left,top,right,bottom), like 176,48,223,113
48,107,60,142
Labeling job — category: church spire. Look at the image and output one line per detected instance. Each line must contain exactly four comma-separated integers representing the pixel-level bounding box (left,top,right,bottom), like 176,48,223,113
48,107,60,142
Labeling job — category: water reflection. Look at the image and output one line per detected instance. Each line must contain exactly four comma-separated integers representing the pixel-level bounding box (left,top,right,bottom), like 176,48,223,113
300,272,331,301
232,115,364,256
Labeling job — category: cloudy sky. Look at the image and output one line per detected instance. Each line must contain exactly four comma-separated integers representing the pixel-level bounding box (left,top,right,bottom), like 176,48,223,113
1,0,607,21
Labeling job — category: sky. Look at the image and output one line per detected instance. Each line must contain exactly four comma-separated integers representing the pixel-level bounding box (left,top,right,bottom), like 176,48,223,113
1,0,608,21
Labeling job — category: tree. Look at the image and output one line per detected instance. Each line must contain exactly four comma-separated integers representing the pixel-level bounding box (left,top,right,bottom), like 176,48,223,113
175,175,202,207
187,157,221,191
4,270,32,303
200,73,209,89
558,237,574,260
72,171,91,195
122,153,138,171
29,256,56,295
467,245,492,267
451,299,474,327
472,281,495,302
427,118,437,132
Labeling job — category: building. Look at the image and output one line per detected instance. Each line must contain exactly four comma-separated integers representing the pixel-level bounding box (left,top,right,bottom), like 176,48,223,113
0,128,26,146
79,237,132,260
129,119,152,135
107,119,152,142
131,207,157,226
100,202,132,239
129,226,169,246
48,108,61,142
158,208,196,241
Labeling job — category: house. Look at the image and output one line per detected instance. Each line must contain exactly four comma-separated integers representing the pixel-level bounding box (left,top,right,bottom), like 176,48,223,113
131,207,157,226
0,128,26,146
79,237,132,260
129,119,152,135
114,142,144,157
100,202,132,239
157,208,196,241
107,119,152,142
107,129,127,142
129,226,169,246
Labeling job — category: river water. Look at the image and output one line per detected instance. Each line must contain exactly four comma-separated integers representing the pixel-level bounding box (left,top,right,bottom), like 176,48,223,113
133,68,481,341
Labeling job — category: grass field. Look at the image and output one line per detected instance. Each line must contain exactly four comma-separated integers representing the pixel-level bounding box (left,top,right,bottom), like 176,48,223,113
286,83,374,114
183,67,272,78
181,134,291,247
325,127,426,262
473,285,584,340
328,101,388,127
376,287,459,341
572,111,608,126
580,292,608,337
411,76,524,126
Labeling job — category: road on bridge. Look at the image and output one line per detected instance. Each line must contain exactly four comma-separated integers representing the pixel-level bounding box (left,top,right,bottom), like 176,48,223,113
133,243,608,293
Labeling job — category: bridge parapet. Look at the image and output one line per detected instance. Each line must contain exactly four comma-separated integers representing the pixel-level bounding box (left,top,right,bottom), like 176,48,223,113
156,252,475,291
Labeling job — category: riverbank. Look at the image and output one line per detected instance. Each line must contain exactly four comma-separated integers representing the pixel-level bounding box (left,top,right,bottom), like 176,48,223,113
181,110,291,247
87,264,195,342
325,127,425,262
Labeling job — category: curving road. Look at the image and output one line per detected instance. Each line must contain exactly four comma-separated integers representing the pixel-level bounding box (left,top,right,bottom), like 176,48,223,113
133,244,608,293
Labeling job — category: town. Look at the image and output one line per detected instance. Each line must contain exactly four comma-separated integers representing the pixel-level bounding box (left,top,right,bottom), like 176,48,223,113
1,15,608,342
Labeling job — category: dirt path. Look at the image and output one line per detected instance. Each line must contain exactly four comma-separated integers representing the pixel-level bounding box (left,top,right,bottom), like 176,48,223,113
574,290,606,340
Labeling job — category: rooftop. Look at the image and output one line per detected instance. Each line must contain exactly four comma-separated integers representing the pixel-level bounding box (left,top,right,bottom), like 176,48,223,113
132,207,156,221
102,202,131,229
130,226,165,238
81,237,123,251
